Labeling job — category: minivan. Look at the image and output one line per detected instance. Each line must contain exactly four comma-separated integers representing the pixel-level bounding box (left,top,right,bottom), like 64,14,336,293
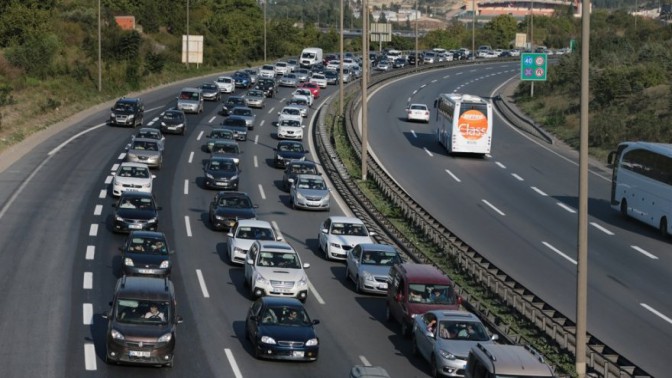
386,263,462,336
176,87,203,114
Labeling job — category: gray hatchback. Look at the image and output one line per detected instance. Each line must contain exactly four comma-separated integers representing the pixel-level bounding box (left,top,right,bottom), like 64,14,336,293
345,243,402,294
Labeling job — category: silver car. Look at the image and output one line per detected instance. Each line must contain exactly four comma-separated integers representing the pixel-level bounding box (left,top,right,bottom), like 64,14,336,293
244,89,266,109
132,127,165,151
345,243,402,294
227,220,281,265
294,68,311,83
126,138,163,169
279,73,299,88
412,310,498,377
289,174,330,211
230,106,256,130
111,162,154,197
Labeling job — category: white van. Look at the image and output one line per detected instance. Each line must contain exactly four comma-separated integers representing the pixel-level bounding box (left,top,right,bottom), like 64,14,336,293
299,47,323,68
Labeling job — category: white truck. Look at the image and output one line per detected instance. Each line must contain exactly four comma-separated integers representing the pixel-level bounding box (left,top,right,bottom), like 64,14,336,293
299,47,323,68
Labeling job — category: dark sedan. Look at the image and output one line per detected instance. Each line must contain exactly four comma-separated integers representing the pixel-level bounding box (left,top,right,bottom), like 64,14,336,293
203,156,240,190
120,231,173,277
221,96,246,116
245,297,319,361
208,191,257,231
210,140,241,166
159,109,187,135
221,116,248,141
200,83,221,101
274,140,308,168
282,160,319,191
113,192,160,233
255,78,278,98
233,71,252,88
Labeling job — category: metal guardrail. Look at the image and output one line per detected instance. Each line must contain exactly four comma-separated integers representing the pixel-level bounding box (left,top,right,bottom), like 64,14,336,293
312,59,652,378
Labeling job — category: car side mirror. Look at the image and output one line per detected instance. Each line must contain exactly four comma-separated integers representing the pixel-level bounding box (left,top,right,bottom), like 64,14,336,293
369,231,376,236
246,258,254,265
301,125,305,128
151,174,157,179
176,315,184,324
321,228,328,234
491,334,499,341
312,319,320,325
425,330,435,338
303,263,310,269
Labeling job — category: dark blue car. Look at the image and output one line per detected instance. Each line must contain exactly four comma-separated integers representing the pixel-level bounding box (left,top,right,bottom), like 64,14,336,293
245,297,319,361
233,71,252,88
274,140,308,168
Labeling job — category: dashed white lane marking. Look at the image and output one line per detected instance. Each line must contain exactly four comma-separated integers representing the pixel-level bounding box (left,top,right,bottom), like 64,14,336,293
118,152,126,160
411,130,417,138
511,173,524,181
258,184,266,200
89,224,98,237
84,343,97,371
272,221,283,240
254,155,259,168
590,222,614,235
83,303,93,325
412,89,418,95
268,106,276,114
104,175,113,184
260,120,265,127
225,348,243,378
424,147,433,157
542,241,577,265
631,245,658,260
111,163,119,171
209,116,216,123
308,281,325,304
184,179,189,195
443,74,450,79
86,246,95,260
420,84,427,88
431,79,438,83
93,205,103,216
196,269,210,298
98,189,107,199
185,216,193,237
531,186,548,196
557,202,576,213
641,303,672,324
254,135,259,144
495,161,506,169
359,355,372,366
445,169,461,183
83,272,93,289
189,151,194,164
481,199,505,216
197,130,204,140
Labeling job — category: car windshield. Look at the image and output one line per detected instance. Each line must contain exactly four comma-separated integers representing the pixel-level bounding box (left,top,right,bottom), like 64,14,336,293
257,252,301,269
233,109,252,116
281,120,301,127
408,284,456,305
201,84,217,90
113,102,136,112
283,108,300,116
261,306,311,326
248,90,263,97
262,65,274,70
297,178,326,190
437,320,490,341
410,105,427,110
235,226,275,240
217,77,232,83
127,235,168,255
211,130,233,139
227,97,244,105
118,196,155,210
137,130,161,140
208,160,236,172
179,91,199,100
131,140,159,151
163,111,183,121
117,166,150,178
115,299,170,325
290,164,317,174
218,196,252,208
331,223,367,236
279,143,303,152
361,250,401,266
212,144,239,154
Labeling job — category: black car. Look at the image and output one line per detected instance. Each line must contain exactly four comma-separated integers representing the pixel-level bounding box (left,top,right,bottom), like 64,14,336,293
208,191,257,231
120,231,173,277
221,116,248,141
158,109,187,135
393,57,406,68
200,83,221,101
324,70,339,85
210,140,241,166
221,95,247,116
282,160,319,191
274,140,308,168
245,297,319,361
109,97,144,127
103,276,183,367
407,53,424,65
113,192,160,233
203,156,240,190
205,128,234,152
255,78,278,98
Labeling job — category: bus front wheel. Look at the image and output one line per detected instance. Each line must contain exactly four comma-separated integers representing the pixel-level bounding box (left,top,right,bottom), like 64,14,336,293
659,217,669,238
620,200,628,218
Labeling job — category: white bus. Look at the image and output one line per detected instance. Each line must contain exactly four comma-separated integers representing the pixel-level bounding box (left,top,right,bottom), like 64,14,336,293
435,93,493,156
608,141,672,237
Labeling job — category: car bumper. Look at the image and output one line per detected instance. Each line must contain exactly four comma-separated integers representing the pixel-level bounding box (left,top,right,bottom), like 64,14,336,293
203,94,219,101
109,117,136,127
358,278,389,294
160,124,185,134
277,131,303,140
210,216,238,231
246,101,264,108
327,247,350,260
205,178,239,190
253,343,319,361
112,185,152,197
437,358,468,377
177,104,200,114
126,155,161,168
106,339,174,367
251,287,308,301
293,198,329,210
122,266,170,277
230,248,248,265
407,115,429,122
114,220,158,233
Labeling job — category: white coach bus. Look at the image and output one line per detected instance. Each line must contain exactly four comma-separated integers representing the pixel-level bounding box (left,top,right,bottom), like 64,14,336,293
435,93,493,156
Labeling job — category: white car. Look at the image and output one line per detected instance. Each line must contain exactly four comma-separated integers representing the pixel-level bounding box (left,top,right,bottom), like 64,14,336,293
291,89,314,106
244,240,310,302
214,76,235,93
274,61,290,76
326,60,340,71
309,73,327,88
111,162,154,197
227,220,281,265
276,119,304,140
406,103,430,123
277,106,303,124
318,216,376,260
286,97,309,117
259,64,275,79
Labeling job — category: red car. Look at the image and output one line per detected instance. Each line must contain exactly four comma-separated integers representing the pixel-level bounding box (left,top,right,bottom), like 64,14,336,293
300,82,321,99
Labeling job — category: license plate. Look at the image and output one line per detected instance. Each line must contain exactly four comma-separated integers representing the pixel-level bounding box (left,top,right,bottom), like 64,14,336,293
138,269,154,274
216,182,227,186
378,283,388,289
129,350,150,358
292,351,304,358
167,126,176,130
129,224,142,230
275,288,291,293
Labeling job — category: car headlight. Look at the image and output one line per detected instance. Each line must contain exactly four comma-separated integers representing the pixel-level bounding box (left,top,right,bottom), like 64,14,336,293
255,274,269,286
206,173,214,179
127,153,137,159
362,271,375,282
230,175,238,180
215,215,224,220
147,217,157,224
260,335,276,344
298,276,308,288
438,349,457,360
305,338,318,346
233,158,240,164
330,242,341,249
143,182,151,188
110,112,116,118
233,247,245,254
160,260,170,268
296,192,305,201
276,155,284,160
111,329,124,340
115,215,124,222
161,122,167,127
124,258,134,266
158,333,172,343
128,115,135,119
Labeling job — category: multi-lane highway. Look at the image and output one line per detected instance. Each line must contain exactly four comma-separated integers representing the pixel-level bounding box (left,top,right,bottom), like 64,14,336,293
364,61,671,377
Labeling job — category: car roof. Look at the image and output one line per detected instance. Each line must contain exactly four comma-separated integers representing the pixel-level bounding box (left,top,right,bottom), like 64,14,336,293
117,97,141,104
217,191,250,198
180,86,200,92
356,243,397,253
119,191,154,199
428,310,480,321
296,174,323,181
256,240,296,252
395,263,454,285
115,276,174,301
209,156,237,163
128,230,167,239
235,219,273,228
118,162,150,169
130,137,159,144
287,160,316,167
258,296,304,307
328,216,365,224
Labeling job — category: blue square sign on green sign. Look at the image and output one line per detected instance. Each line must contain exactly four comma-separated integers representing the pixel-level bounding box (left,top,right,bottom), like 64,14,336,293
521,53,547,81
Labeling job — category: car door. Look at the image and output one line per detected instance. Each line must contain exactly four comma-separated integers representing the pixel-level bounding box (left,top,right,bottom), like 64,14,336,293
416,313,436,361
244,242,259,284
347,245,361,281
246,299,263,342
319,218,331,251
227,221,240,258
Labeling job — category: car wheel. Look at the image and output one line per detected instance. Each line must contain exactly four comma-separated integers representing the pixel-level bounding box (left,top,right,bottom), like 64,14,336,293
385,305,393,322
401,320,411,338
355,276,362,293
411,335,419,356
430,355,440,378
660,217,669,238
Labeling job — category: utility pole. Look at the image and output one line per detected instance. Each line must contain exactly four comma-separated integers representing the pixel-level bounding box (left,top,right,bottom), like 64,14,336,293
339,0,344,115
98,0,102,92
264,0,267,61
186,0,190,69
471,0,475,58
414,2,418,70
361,0,368,180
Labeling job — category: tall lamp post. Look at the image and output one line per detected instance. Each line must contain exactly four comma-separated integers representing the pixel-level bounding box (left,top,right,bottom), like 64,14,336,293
98,0,102,92
339,0,344,115
361,0,369,181
471,0,475,57
264,0,267,61
414,1,418,70
186,0,190,69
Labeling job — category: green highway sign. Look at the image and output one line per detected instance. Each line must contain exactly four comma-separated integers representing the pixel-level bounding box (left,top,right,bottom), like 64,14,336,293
521,53,547,81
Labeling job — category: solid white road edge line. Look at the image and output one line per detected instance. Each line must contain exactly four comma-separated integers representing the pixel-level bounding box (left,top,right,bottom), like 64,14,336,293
542,241,577,265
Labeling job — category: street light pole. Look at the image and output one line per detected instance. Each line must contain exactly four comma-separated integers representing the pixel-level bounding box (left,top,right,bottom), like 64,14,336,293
414,1,418,70
361,0,369,181
471,0,475,57
186,0,190,69
264,0,267,61
98,0,102,92
339,0,344,115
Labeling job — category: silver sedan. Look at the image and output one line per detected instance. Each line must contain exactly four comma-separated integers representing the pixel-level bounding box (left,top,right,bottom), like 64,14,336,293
289,174,330,211
345,243,402,294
